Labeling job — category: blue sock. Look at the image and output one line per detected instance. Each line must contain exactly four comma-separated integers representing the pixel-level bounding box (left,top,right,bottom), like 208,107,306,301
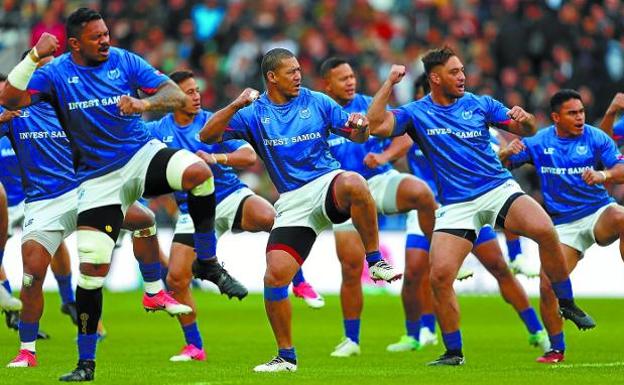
278,347,296,363
0,249,4,265
1,279,11,294
138,262,161,283
506,239,522,262
78,333,98,360
182,322,203,349
344,319,361,344
442,330,462,352
365,250,381,266
18,321,39,345
551,279,573,300
292,269,305,286
550,332,565,351
194,232,217,261
55,274,75,305
160,265,169,290
420,313,436,333
406,319,421,340
519,308,543,334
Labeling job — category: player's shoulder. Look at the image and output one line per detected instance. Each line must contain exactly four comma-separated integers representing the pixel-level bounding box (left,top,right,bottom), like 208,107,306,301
461,92,497,108
526,125,553,145
584,124,609,139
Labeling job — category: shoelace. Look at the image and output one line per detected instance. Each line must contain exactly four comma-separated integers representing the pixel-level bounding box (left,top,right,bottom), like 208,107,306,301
267,356,285,365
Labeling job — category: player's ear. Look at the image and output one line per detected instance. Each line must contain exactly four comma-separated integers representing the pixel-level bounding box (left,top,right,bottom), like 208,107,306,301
266,71,277,84
68,37,80,52
551,111,559,124
429,72,440,86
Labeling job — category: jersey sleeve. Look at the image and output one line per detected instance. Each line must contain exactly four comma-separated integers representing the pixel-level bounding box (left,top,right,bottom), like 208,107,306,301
597,130,624,169
507,139,533,169
26,67,54,101
316,93,351,138
220,139,252,153
126,51,170,95
482,95,512,129
221,110,251,142
389,106,414,137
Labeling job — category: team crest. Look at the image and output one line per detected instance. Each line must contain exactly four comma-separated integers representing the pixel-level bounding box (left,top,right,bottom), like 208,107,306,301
576,145,588,155
107,69,121,80
299,108,311,119
461,110,473,120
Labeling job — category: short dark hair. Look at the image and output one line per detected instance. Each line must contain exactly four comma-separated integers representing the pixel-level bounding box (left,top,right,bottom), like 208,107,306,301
261,48,295,80
169,70,194,85
413,73,430,95
0,73,6,82
66,8,103,39
319,57,349,78
422,46,457,75
550,89,583,113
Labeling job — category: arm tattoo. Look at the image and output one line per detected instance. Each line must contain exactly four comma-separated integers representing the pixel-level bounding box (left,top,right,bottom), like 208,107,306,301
143,81,186,112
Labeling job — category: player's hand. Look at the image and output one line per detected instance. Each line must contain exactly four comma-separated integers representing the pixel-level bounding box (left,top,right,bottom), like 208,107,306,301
505,139,526,155
117,95,149,115
0,109,21,123
388,65,406,85
507,106,530,123
196,150,218,165
364,153,388,168
607,93,624,114
582,169,607,185
34,32,59,59
347,113,368,130
232,88,259,109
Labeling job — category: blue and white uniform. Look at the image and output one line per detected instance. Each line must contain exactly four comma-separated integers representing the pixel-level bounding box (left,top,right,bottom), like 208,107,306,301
328,94,411,228
26,48,171,214
392,92,523,232
509,124,624,252
222,87,352,233
611,118,624,147
0,136,25,234
148,110,253,237
0,103,78,254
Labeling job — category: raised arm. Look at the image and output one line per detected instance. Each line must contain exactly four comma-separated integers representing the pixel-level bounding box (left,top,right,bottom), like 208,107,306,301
0,33,59,109
498,138,527,167
504,106,537,137
368,64,406,137
196,145,257,169
199,88,258,144
117,80,186,114
599,93,624,137
363,134,412,169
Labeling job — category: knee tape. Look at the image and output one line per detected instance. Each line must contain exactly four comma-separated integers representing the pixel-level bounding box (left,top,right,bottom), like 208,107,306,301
475,226,497,246
191,176,215,197
77,274,106,290
166,150,202,191
405,234,430,251
77,230,115,264
264,285,289,301
133,224,157,238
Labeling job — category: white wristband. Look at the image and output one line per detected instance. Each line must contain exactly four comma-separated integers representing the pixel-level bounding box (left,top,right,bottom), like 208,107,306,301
7,51,38,91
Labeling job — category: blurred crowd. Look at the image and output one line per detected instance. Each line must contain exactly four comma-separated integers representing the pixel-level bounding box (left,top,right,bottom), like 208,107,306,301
2,0,624,227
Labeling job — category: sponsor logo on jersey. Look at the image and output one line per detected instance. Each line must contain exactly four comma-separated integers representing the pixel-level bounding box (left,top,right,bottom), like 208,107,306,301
544,147,555,155
261,117,270,124
67,76,79,84
19,110,30,118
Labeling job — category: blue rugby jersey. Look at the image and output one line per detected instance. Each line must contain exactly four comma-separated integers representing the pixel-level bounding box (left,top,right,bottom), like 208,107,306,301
327,93,391,180
0,136,24,206
26,48,170,182
391,92,513,205
0,103,76,203
222,87,353,193
509,125,622,225
147,109,248,213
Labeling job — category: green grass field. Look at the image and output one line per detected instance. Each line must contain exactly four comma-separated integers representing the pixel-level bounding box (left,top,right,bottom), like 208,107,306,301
1,292,623,385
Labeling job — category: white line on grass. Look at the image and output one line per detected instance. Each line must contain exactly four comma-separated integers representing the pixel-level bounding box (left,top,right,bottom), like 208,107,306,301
550,362,624,369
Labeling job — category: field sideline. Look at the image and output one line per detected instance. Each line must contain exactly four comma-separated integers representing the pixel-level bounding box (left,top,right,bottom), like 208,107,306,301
1,292,623,385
